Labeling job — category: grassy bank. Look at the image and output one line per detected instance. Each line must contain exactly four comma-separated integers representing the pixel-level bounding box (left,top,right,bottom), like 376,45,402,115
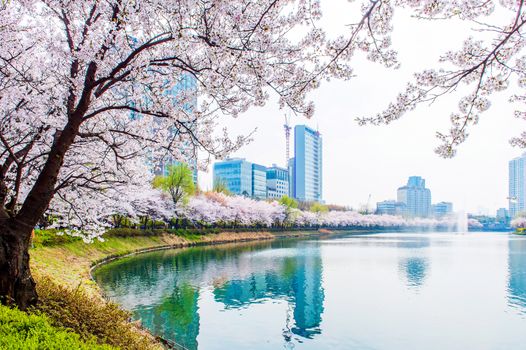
27,229,316,349
30,231,279,294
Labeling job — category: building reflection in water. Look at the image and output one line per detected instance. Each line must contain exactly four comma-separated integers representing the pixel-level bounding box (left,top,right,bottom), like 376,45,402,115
397,236,430,290
213,251,325,343
94,240,325,350
508,237,526,313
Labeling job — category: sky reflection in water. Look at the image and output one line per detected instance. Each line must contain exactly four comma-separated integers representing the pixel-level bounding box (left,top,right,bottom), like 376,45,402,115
94,232,526,350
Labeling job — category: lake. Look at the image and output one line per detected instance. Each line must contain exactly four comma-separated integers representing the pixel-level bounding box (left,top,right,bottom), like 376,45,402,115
93,232,526,350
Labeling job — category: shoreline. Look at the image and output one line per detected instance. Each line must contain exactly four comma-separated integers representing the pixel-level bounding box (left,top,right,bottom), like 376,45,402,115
31,229,328,300
88,229,339,280
30,230,331,349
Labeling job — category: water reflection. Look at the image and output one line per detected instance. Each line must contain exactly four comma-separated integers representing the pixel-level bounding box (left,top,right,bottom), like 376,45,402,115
397,236,430,290
400,257,428,288
214,252,324,341
94,233,526,350
508,237,526,313
94,240,324,349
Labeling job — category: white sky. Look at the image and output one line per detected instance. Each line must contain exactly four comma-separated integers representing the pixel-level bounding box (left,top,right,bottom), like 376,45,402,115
198,1,525,215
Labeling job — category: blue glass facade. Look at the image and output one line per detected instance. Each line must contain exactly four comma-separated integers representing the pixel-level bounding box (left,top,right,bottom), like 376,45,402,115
431,202,453,217
213,159,253,196
376,200,406,216
293,125,322,202
252,164,268,199
397,176,431,218
509,153,526,218
267,165,289,199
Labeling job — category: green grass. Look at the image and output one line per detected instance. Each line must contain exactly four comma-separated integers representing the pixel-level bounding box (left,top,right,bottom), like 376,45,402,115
33,229,81,247
31,235,188,293
0,304,115,350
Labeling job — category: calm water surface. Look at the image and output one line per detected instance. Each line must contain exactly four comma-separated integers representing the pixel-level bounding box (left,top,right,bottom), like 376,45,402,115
93,232,526,350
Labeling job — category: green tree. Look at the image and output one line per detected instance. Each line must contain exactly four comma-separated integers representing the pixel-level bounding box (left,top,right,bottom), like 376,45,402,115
279,195,298,210
153,163,195,212
310,202,329,214
279,196,298,226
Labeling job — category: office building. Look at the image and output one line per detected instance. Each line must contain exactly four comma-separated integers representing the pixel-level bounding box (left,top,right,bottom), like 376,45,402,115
213,158,253,196
397,176,432,217
376,200,406,216
292,125,322,202
509,153,526,218
252,163,268,200
267,165,289,199
432,202,453,217
213,158,267,199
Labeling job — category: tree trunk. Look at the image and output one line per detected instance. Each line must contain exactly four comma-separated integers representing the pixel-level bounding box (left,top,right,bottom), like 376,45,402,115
0,220,37,310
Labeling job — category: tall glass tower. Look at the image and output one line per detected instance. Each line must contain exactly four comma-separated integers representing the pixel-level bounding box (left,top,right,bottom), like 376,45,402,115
397,176,431,218
509,153,526,218
292,125,322,202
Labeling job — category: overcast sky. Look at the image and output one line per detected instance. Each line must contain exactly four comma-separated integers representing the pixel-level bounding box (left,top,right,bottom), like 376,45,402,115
198,1,524,215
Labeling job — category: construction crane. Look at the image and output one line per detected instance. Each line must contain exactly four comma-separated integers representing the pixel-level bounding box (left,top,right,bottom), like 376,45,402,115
284,114,291,168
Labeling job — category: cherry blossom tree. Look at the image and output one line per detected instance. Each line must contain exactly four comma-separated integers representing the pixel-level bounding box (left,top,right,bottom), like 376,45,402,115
511,216,526,229
0,0,355,309
351,0,526,157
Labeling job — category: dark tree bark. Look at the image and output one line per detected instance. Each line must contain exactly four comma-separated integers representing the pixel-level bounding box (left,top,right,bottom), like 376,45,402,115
0,108,86,309
0,218,37,310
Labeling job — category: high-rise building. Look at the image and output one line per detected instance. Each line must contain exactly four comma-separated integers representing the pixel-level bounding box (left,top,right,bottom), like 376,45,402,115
292,125,322,202
252,163,268,200
267,165,289,199
509,153,526,218
397,176,431,217
432,202,453,217
213,158,253,196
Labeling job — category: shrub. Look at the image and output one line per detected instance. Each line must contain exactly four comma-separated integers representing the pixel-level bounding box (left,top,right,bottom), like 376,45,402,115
104,227,222,238
0,304,114,350
35,277,159,350
33,229,82,247
105,227,161,237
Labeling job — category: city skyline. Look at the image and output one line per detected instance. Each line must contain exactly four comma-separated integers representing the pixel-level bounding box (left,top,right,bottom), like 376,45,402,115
202,129,518,214
197,2,524,214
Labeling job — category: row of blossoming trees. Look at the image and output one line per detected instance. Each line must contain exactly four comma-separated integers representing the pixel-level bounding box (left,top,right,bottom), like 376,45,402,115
93,188,465,237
